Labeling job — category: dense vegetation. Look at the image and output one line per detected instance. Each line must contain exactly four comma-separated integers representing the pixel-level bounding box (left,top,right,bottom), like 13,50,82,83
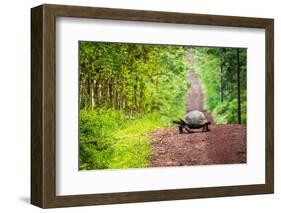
79,42,188,170
191,47,247,124
79,42,247,170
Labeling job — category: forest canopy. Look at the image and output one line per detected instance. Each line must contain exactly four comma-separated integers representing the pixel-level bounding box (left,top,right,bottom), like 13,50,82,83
79,42,188,115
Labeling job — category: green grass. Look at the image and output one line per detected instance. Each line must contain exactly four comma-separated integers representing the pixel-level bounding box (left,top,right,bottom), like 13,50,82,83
79,109,180,170
109,113,169,169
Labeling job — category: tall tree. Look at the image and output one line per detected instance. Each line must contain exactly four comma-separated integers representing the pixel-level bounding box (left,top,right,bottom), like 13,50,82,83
236,48,241,124
79,42,188,116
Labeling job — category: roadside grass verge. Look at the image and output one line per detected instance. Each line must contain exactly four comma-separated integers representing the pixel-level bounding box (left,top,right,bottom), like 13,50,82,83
79,109,177,170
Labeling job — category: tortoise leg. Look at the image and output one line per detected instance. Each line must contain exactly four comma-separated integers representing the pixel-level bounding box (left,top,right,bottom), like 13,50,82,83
202,126,205,132
203,124,210,132
206,124,210,131
202,125,207,132
185,125,193,133
179,126,183,134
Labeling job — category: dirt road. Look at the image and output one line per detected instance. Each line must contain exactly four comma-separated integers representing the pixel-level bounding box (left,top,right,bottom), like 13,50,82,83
187,73,204,112
149,125,246,167
149,69,246,167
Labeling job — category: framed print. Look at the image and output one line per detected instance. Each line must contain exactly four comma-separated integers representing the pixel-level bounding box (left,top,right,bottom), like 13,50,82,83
31,4,274,208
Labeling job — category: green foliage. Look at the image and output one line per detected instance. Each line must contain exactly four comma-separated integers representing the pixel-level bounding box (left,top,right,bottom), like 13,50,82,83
79,42,188,170
79,42,188,115
79,42,247,170
79,109,125,170
79,110,177,170
191,47,247,124
110,113,167,169
213,100,247,124
213,100,236,124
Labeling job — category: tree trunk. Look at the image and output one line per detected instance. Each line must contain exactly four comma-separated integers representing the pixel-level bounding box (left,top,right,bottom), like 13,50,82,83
87,76,91,109
237,48,241,124
220,63,224,103
94,80,99,107
90,79,94,109
109,79,113,107
79,79,83,109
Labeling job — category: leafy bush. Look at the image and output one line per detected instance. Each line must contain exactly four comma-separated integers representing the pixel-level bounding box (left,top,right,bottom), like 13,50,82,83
79,109,125,170
213,99,246,124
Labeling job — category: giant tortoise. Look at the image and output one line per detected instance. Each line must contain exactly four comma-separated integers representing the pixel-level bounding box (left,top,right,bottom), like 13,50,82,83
173,110,211,133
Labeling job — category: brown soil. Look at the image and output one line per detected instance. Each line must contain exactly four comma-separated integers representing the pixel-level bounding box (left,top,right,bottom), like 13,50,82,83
149,125,246,167
149,69,246,167
187,73,213,122
187,73,205,112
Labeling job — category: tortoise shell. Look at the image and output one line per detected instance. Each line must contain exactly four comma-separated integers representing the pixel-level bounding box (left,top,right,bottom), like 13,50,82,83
183,110,208,127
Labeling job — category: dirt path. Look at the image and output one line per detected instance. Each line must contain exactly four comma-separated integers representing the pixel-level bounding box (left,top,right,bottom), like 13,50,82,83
149,125,246,167
149,54,246,167
187,72,213,123
187,73,204,112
